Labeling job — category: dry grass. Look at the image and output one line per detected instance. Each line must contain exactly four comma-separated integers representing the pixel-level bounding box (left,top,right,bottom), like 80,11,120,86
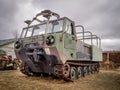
0,70,120,90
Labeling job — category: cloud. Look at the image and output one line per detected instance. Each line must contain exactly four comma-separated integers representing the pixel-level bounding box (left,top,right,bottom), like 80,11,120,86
102,39,120,51
32,0,120,38
31,0,120,50
0,0,19,39
14,0,41,35
82,0,120,39
0,0,119,50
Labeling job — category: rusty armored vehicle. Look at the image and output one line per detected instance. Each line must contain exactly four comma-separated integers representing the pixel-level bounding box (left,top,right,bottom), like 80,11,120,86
14,10,102,81
0,50,18,70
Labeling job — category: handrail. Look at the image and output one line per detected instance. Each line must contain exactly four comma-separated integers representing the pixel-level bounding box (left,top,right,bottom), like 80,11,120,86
77,31,93,46
77,31,101,48
75,25,85,43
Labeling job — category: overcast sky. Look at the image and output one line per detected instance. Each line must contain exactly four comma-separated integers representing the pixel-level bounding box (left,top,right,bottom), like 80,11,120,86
0,0,120,51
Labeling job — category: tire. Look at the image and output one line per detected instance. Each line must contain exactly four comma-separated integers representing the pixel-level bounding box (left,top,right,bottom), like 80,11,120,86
70,67,77,80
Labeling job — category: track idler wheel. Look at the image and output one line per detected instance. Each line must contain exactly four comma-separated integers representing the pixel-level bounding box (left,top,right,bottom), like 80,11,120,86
62,64,70,78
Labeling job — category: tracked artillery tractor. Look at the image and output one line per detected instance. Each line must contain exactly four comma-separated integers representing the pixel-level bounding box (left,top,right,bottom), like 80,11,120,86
14,10,102,81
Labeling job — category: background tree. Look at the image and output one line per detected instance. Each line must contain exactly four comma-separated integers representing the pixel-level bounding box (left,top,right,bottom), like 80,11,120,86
12,30,19,39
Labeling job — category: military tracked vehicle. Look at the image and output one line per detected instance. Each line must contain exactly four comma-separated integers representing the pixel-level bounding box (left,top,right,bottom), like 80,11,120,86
14,10,102,81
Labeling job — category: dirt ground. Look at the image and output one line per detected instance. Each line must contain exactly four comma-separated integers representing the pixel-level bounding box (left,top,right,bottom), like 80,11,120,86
0,70,120,90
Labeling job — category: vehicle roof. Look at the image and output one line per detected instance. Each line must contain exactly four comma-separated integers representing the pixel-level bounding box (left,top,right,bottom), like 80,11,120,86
23,17,74,30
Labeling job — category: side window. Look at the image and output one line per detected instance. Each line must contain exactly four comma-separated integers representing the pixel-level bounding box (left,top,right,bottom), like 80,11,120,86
33,24,45,36
53,20,63,32
26,28,33,37
65,21,74,35
21,29,26,38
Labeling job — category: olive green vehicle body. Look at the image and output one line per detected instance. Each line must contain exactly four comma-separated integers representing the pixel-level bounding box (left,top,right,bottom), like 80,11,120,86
14,10,102,80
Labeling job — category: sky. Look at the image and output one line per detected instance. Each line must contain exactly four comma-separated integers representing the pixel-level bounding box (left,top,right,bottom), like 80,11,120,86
0,0,120,51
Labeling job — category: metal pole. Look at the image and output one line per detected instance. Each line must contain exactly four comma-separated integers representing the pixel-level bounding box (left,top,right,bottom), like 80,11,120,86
45,18,50,45
75,25,85,43
84,31,93,46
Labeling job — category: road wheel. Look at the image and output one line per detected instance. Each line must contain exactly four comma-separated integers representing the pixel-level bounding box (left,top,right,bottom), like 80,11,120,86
91,65,95,74
95,65,99,73
88,66,92,74
77,66,83,78
83,66,88,77
70,67,77,80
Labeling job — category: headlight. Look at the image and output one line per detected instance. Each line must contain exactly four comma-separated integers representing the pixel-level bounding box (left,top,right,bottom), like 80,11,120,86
14,41,21,49
46,35,55,45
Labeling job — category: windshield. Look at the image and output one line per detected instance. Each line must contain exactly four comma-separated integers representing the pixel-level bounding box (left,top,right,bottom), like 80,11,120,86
20,19,63,38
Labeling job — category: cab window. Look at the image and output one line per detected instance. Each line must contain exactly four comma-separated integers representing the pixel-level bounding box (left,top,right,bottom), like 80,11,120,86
26,27,33,37
33,24,45,36
65,20,74,35
21,29,26,38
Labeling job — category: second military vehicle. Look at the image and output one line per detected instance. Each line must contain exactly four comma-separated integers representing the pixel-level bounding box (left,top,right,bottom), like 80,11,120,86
0,50,18,70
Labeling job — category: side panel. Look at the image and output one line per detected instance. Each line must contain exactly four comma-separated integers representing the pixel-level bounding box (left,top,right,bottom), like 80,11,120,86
92,45,102,61
64,33,76,49
76,40,91,60
63,33,76,60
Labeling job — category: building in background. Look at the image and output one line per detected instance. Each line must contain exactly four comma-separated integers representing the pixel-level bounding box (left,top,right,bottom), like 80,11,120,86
0,39,16,58
102,51,120,70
